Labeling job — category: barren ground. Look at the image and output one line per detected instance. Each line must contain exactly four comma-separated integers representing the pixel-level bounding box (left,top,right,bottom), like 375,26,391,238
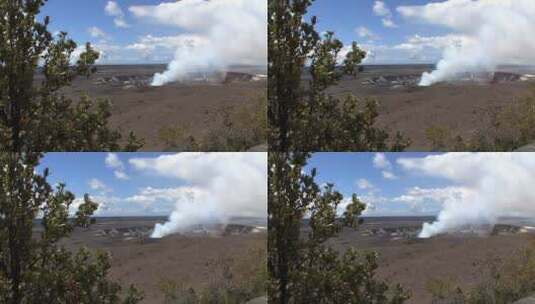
311,216,535,303
45,65,267,151
53,217,267,304
326,65,535,150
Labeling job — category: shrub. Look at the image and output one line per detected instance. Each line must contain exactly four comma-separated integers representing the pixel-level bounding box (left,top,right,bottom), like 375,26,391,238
426,89,535,151
158,94,267,151
427,242,535,304
159,245,267,304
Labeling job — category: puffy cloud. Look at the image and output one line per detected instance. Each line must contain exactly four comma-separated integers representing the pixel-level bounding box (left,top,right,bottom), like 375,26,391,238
381,18,396,28
356,26,380,41
105,153,123,169
126,34,206,61
397,153,535,237
394,34,466,52
382,171,397,180
105,1,122,16
129,153,267,238
373,153,391,169
70,43,111,65
129,0,266,86
87,26,108,39
373,153,397,179
88,178,112,193
373,1,397,28
356,178,374,190
105,153,129,180
397,0,535,85
393,186,467,213
105,1,129,28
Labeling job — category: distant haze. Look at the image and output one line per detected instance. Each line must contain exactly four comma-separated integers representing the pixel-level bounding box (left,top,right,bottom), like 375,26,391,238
397,153,535,238
134,153,267,239
128,0,267,86
397,0,535,86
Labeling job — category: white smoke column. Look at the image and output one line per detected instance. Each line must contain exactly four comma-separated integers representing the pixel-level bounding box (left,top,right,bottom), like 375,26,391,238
129,0,267,86
397,0,535,86
128,153,267,238
397,153,535,238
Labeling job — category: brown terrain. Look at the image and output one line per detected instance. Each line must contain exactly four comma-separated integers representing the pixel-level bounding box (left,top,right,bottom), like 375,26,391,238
325,65,535,150
41,65,267,151
307,216,535,304
52,217,267,304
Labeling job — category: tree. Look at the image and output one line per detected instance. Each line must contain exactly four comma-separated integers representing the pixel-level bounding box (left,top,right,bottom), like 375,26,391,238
268,0,409,151
0,0,142,151
268,152,410,303
0,152,143,303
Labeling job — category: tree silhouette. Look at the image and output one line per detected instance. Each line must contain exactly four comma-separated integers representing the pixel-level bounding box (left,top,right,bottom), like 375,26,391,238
268,152,410,303
268,0,409,151
0,152,143,303
0,0,142,151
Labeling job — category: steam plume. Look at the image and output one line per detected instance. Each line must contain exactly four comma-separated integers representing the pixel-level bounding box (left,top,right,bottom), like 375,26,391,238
397,153,535,238
129,0,267,86
128,153,267,238
397,0,535,86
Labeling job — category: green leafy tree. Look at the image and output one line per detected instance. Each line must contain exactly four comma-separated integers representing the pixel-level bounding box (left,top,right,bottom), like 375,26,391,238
268,0,409,151
0,0,142,151
268,152,410,303
0,152,143,303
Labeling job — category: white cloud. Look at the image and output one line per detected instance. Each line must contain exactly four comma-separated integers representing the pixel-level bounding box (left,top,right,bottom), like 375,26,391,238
356,26,380,41
129,153,267,238
398,153,535,238
87,26,108,39
114,171,129,180
381,18,396,28
105,1,123,16
126,34,206,61
382,171,397,180
373,1,397,28
373,153,398,179
105,153,123,169
88,178,112,193
373,153,391,169
129,0,266,86
356,178,374,190
393,186,467,213
113,18,129,28
105,153,129,180
105,1,129,28
397,0,535,85
70,43,112,65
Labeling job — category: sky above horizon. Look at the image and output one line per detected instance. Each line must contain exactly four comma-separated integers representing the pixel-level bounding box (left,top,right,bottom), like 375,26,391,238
307,0,451,64
39,0,267,66
39,153,267,218
306,0,530,65
306,153,535,218
40,1,178,64
307,153,445,217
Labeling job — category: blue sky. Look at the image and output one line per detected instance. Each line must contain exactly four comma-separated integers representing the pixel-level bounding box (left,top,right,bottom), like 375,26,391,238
306,152,457,216
37,0,267,66
38,153,267,219
41,153,175,201
40,153,179,216
40,1,178,47
306,0,464,64
38,1,180,63
307,153,535,237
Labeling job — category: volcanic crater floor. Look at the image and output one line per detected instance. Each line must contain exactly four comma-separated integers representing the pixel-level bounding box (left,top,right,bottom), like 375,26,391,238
316,217,535,304
325,65,535,150
45,64,267,151
52,217,267,304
